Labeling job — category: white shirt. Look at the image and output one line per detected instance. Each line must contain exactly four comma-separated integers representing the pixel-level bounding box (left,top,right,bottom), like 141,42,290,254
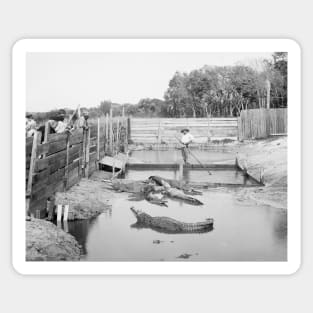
181,133,194,144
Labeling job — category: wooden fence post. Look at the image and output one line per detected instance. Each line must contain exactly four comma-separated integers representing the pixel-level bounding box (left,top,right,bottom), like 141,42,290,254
26,131,41,217
43,121,49,158
85,128,91,178
110,108,113,155
127,117,131,143
82,128,86,177
105,113,109,154
97,117,100,164
116,118,120,155
64,132,70,190
266,79,271,109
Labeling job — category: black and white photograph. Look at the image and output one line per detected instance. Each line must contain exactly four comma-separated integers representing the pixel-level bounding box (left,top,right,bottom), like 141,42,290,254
13,39,299,274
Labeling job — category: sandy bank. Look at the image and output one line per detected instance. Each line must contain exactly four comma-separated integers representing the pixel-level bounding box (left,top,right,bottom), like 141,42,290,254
26,219,81,261
234,136,287,209
55,171,113,220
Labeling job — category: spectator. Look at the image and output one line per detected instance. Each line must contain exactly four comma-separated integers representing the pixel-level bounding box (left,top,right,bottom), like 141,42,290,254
26,113,37,137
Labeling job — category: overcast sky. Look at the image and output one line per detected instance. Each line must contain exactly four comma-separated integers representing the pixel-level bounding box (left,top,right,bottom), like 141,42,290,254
26,52,273,112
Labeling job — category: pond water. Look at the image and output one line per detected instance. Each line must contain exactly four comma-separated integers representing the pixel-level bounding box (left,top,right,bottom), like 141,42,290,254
65,149,287,262
125,168,256,186
67,188,287,262
129,149,234,164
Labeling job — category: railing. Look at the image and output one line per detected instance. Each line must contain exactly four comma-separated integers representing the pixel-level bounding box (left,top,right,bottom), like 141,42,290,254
129,117,238,144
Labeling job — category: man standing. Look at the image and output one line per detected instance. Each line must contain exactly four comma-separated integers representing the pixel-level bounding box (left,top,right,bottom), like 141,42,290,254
179,128,194,164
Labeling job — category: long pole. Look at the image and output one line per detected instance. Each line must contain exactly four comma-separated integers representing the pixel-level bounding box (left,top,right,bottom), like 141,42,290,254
174,134,212,175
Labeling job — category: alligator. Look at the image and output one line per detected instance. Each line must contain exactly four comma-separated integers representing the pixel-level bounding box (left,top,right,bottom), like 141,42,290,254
143,184,168,207
149,175,203,195
130,207,214,234
149,176,203,205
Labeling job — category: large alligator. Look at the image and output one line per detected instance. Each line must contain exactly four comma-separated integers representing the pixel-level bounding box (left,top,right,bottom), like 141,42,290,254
148,176,203,205
130,207,214,234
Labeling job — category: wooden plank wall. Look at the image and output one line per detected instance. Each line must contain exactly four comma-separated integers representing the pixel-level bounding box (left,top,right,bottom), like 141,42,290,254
25,115,128,218
238,108,287,140
130,117,238,144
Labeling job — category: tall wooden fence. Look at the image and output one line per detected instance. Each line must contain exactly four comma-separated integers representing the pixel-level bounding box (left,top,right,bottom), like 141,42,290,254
238,108,287,140
130,117,238,144
26,115,128,218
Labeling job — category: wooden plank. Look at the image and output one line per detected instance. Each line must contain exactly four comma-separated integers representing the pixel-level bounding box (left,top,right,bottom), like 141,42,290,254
35,144,80,172
29,198,47,217
26,131,40,216
57,205,62,222
85,128,91,177
36,139,67,156
97,117,100,161
47,132,68,143
63,204,69,221
110,108,113,154
64,133,70,190
32,180,64,203
126,163,237,170
99,156,124,169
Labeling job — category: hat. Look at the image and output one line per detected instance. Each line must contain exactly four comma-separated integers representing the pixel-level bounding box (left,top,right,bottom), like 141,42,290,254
58,109,66,116
26,113,33,118
180,128,189,133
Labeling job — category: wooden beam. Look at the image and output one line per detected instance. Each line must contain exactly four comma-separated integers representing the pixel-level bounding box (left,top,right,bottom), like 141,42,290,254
57,204,63,222
85,128,90,177
63,204,69,221
64,133,70,190
109,107,113,155
126,163,237,170
97,117,100,163
26,131,41,217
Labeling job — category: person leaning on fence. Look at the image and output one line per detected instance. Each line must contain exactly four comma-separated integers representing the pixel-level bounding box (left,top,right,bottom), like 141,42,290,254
26,113,37,137
179,128,194,165
75,109,89,130
37,109,71,142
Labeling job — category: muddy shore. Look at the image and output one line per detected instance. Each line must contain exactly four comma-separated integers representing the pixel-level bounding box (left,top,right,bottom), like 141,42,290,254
234,136,287,209
26,171,114,261
26,219,80,261
26,136,287,261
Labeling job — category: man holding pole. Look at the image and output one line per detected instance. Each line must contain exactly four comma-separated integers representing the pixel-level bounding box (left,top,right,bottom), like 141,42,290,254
179,128,194,165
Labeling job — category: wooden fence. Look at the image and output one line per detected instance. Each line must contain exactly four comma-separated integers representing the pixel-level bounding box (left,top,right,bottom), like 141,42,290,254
26,114,128,218
238,108,287,140
129,117,238,144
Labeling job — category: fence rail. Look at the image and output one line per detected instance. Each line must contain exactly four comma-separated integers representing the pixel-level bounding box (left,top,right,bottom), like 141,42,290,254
130,117,238,143
238,108,287,140
26,113,128,218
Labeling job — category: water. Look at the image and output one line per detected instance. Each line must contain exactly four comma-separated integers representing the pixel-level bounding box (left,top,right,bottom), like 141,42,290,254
129,149,234,164
66,150,287,261
125,169,257,186
67,188,286,262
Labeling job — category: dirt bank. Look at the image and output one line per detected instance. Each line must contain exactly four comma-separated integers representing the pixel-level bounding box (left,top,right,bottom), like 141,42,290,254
27,171,116,261
26,219,81,261
55,171,113,220
234,136,287,209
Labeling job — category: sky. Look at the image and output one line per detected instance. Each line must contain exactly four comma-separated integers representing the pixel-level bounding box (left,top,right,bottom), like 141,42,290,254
26,52,273,112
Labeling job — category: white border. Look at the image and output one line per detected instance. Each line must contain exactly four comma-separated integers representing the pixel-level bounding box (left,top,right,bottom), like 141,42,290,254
12,39,301,275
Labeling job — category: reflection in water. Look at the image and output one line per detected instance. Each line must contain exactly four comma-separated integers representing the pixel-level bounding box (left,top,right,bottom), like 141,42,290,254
272,210,288,241
131,222,214,234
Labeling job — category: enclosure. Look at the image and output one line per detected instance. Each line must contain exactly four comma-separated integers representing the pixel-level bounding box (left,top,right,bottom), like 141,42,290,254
25,108,287,262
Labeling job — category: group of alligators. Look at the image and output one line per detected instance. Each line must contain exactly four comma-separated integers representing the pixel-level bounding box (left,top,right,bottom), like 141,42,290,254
108,175,214,234
143,176,204,207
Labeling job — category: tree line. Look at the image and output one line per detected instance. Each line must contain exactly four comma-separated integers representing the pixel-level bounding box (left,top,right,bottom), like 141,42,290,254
29,52,287,120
